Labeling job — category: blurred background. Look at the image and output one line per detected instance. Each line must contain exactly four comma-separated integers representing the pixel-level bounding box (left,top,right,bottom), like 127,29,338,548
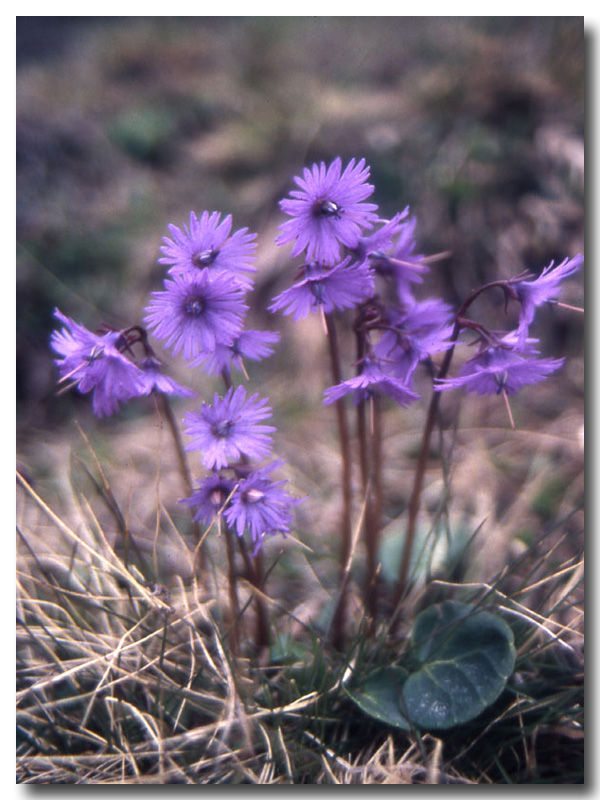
16,18,584,580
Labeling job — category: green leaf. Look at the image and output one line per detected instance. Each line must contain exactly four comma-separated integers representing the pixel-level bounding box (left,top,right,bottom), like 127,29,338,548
403,601,515,730
269,633,312,666
346,601,515,731
344,667,411,730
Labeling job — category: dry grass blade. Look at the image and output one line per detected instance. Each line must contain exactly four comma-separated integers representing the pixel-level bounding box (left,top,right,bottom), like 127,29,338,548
17,472,170,613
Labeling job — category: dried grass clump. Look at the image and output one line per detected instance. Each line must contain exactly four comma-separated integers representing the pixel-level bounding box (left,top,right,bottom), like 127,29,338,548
17,446,583,785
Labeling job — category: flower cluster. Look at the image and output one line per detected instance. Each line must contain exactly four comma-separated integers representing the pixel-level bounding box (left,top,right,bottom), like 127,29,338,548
151,211,298,551
434,255,583,403
144,210,279,377
271,157,583,414
270,157,456,406
182,457,299,554
183,386,300,552
51,158,582,558
51,208,298,553
51,311,194,417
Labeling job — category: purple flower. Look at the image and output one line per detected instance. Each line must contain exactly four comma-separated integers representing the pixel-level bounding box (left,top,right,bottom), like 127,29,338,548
276,158,379,264
435,336,564,396
189,329,280,376
144,270,248,361
181,473,236,528
513,255,583,341
323,357,420,407
51,309,145,417
348,209,410,262
51,309,113,381
137,356,196,398
375,298,455,383
268,258,374,320
368,215,429,303
183,385,276,470
224,459,300,552
159,211,257,287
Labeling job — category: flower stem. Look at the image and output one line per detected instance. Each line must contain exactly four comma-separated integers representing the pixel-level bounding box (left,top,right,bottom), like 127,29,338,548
237,535,271,653
218,368,270,653
354,331,382,629
370,394,384,621
357,396,383,629
394,328,459,610
157,394,205,567
324,312,353,649
394,275,525,609
223,525,241,657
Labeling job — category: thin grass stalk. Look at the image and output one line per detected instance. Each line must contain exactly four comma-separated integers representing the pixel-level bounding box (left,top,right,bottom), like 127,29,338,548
324,312,353,649
74,422,147,572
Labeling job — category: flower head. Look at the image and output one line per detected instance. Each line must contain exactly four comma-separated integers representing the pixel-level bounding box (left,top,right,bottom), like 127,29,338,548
323,357,420,407
181,473,236,528
159,211,257,287
375,298,455,383
144,270,248,361
184,385,276,469
513,255,583,341
349,209,410,262
51,309,145,417
137,356,196,398
435,335,564,397
269,258,374,320
224,459,300,553
276,157,379,264
190,329,280,376
368,215,429,303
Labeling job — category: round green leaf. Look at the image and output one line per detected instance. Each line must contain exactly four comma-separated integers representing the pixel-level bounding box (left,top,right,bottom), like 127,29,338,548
345,602,515,732
403,601,515,730
344,667,411,730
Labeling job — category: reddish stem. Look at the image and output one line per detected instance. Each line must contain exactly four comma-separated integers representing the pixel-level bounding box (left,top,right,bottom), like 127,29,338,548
324,312,353,650
393,274,525,609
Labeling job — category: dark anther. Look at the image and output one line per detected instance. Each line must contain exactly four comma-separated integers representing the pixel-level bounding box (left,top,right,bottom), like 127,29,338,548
84,345,104,363
211,420,234,438
192,248,217,268
316,199,342,218
310,281,326,303
185,298,205,317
